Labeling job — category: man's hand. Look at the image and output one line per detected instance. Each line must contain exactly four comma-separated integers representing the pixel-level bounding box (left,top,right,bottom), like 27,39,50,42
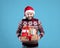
37,35,40,40
19,36,29,42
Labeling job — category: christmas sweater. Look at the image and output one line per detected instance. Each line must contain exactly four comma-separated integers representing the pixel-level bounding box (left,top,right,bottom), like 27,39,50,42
16,18,44,47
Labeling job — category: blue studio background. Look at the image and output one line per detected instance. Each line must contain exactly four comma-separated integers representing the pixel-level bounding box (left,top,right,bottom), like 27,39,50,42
0,0,60,48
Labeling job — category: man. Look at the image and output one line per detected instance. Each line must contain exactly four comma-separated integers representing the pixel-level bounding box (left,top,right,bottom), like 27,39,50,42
16,6,45,48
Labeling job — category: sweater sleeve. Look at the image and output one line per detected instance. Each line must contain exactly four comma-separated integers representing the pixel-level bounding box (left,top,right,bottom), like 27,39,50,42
16,21,22,38
38,20,45,38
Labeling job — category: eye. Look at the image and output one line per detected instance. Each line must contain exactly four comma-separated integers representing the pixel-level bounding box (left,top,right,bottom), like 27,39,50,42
30,13,33,15
27,13,29,15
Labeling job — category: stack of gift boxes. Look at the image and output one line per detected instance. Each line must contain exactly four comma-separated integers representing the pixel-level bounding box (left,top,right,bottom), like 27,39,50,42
21,26,37,42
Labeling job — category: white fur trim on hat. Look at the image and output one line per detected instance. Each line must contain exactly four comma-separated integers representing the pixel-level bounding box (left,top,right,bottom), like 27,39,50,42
23,16,26,19
25,10,35,14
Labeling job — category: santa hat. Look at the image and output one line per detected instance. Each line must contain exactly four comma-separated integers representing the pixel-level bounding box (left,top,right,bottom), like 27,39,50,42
23,6,35,19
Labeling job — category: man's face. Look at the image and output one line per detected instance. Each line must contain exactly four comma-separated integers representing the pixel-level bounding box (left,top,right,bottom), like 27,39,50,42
25,12,34,20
